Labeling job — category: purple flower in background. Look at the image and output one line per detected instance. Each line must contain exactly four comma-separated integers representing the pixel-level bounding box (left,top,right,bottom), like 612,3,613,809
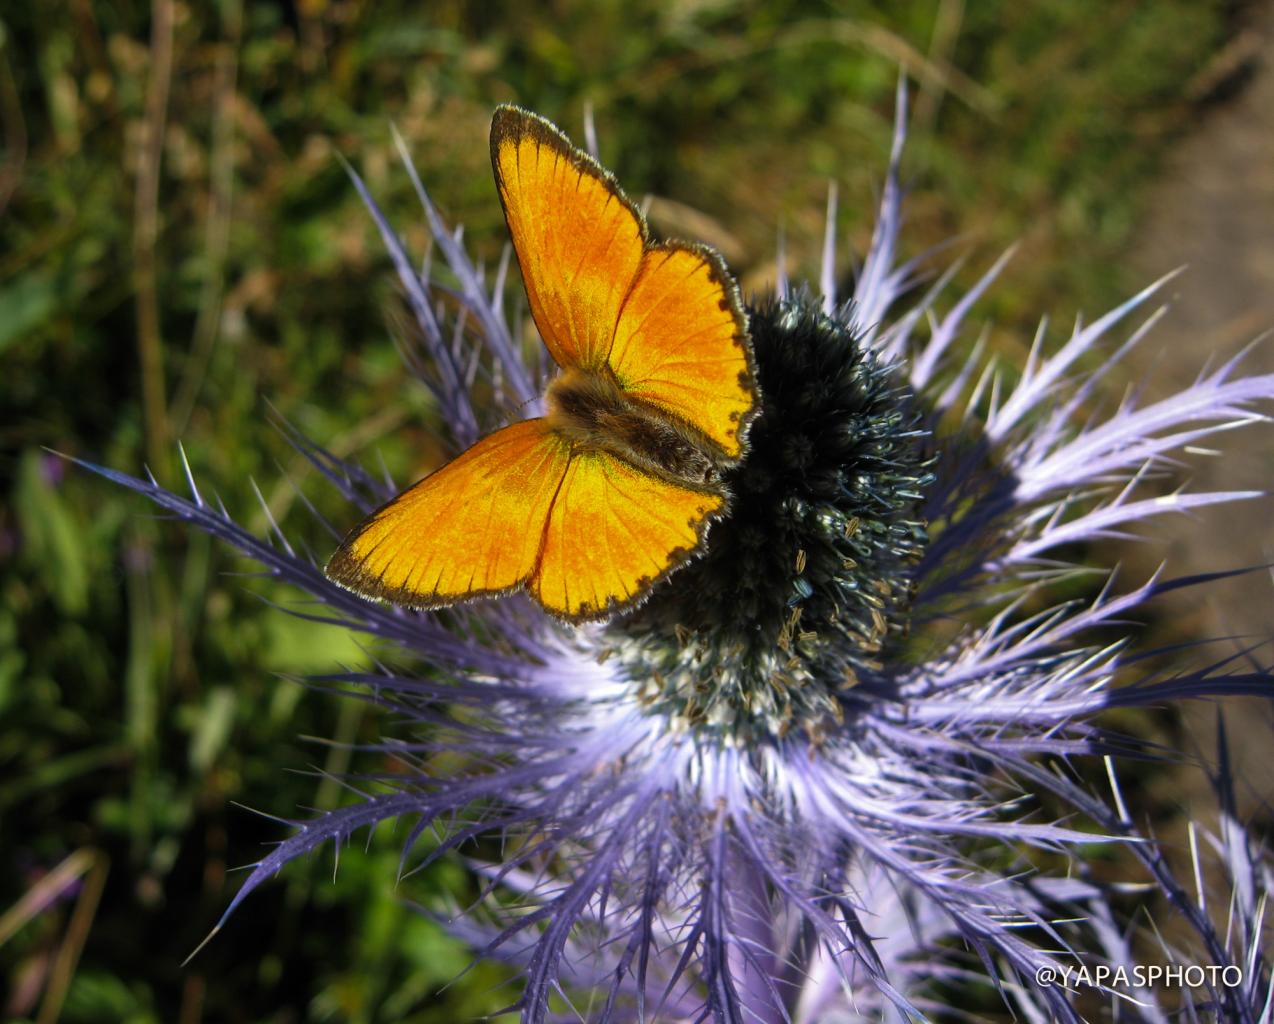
89,83,1273,1022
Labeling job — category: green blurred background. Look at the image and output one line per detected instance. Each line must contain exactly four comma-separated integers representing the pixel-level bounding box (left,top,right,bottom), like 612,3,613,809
2,1,1265,1020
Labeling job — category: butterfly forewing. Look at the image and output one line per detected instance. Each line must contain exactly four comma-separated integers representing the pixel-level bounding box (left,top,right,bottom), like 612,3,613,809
490,107,644,373
326,419,570,607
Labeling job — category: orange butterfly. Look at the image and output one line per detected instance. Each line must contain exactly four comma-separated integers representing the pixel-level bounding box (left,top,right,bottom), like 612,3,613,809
325,106,759,621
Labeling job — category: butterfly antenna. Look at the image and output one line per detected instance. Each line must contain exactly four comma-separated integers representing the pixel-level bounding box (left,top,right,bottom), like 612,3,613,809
508,393,542,419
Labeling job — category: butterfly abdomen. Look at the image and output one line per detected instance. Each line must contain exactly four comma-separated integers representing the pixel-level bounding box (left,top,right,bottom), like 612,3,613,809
545,367,722,489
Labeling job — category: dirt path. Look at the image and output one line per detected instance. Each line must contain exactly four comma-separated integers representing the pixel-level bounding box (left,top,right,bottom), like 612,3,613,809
1123,3,1274,811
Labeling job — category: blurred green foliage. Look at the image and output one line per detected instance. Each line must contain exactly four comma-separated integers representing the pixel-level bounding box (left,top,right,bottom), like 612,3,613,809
0,0,1249,1019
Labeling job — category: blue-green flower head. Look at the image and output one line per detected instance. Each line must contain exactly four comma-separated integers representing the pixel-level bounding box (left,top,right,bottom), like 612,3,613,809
616,291,935,738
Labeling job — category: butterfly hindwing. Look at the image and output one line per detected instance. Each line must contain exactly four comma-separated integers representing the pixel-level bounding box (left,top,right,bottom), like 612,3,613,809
326,419,571,607
610,244,755,460
530,451,725,621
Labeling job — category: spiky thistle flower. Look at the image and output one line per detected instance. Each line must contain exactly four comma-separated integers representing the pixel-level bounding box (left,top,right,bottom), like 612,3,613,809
88,83,1274,1022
